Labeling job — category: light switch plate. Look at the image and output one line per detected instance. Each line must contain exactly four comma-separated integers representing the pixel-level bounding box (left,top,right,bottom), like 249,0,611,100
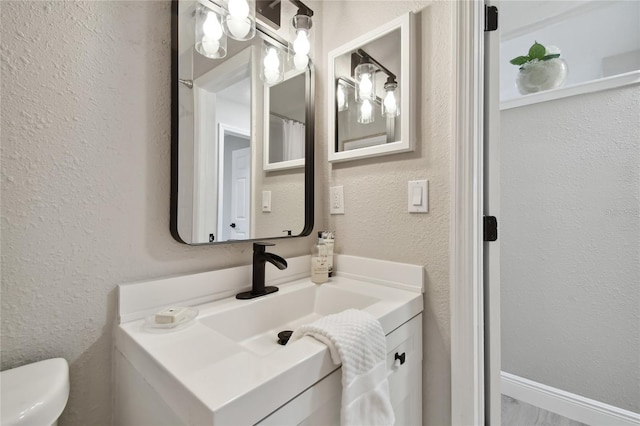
408,180,428,213
330,186,344,214
262,191,271,212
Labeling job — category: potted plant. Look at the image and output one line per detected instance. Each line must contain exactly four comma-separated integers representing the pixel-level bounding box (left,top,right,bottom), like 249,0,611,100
510,41,568,95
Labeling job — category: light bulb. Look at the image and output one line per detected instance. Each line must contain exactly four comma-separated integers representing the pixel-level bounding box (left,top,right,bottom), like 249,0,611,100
264,68,280,84
263,48,280,70
228,0,249,19
383,90,397,115
202,12,222,40
227,17,251,39
358,73,373,99
293,53,308,71
201,36,221,56
263,47,281,84
360,99,372,122
337,85,346,110
293,31,310,56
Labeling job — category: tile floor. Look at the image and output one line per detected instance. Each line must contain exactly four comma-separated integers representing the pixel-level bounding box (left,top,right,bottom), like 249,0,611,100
501,395,589,426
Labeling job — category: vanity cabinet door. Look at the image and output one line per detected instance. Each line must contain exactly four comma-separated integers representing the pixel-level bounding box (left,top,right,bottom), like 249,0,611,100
257,367,342,425
386,313,423,426
257,313,423,425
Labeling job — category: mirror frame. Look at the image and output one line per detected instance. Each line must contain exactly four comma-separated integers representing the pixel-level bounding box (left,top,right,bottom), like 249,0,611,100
170,0,314,245
327,12,416,163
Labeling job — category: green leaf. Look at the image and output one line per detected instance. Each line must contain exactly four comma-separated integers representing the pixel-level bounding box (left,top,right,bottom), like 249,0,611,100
510,56,530,66
542,53,560,61
528,42,546,60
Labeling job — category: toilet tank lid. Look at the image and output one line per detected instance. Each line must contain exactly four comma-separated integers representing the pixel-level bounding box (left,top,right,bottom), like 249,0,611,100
1,358,70,425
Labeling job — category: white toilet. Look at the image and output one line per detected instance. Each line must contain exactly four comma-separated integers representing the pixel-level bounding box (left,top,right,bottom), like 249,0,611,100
1,358,70,426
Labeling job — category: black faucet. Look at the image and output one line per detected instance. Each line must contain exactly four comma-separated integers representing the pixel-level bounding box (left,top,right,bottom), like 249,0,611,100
236,242,288,299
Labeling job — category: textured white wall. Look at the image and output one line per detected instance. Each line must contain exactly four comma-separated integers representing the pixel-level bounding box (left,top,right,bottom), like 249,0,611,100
500,85,640,412
320,2,453,424
0,2,317,425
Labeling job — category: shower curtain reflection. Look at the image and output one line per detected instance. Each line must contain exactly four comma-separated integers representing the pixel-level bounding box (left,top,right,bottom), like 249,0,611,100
268,114,305,163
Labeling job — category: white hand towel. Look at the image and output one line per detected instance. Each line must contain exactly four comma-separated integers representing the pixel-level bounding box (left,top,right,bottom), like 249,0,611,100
290,309,395,426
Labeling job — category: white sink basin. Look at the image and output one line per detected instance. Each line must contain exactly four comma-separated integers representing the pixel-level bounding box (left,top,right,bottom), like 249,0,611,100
116,255,424,425
199,285,379,356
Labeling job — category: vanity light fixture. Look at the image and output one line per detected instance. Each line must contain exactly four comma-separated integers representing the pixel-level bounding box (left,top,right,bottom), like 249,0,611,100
195,4,227,59
352,49,399,123
256,0,315,75
195,0,255,60
195,0,315,81
290,1,313,71
224,0,256,40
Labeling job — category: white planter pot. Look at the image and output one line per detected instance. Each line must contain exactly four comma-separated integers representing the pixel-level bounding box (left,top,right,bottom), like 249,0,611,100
516,58,568,95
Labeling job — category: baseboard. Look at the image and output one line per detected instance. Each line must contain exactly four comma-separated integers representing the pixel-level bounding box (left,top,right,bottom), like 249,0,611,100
501,372,640,426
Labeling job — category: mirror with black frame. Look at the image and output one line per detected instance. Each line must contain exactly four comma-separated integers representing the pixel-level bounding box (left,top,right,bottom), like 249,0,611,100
171,0,314,245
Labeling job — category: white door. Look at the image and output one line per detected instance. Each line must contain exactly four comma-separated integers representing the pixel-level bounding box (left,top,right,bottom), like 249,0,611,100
229,147,250,239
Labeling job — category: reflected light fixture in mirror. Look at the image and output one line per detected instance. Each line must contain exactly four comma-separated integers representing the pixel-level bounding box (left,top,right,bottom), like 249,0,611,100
195,4,227,59
382,78,399,118
336,80,348,112
194,0,256,61
261,42,284,85
353,49,399,123
194,0,315,84
225,0,256,40
291,10,313,71
354,57,376,124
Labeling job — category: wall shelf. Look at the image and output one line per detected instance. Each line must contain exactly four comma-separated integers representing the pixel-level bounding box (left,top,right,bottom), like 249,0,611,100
501,70,640,111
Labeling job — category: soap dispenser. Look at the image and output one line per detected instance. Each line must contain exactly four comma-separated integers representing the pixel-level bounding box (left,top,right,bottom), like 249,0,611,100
311,231,328,284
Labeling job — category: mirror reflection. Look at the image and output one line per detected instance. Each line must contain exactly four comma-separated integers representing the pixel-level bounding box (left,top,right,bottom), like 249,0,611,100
328,13,414,163
173,0,313,245
333,28,401,153
265,71,306,170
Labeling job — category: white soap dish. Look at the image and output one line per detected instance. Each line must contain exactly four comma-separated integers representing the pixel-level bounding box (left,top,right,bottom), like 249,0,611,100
143,307,198,333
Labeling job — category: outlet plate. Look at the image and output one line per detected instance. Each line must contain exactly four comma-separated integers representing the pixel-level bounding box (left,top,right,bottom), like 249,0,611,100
330,186,344,214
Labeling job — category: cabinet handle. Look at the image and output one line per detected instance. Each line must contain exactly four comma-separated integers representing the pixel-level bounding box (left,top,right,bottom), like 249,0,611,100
394,352,406,367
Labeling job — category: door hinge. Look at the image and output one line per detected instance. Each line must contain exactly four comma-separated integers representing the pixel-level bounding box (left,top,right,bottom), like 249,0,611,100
484,5,498,32
484,216,498,241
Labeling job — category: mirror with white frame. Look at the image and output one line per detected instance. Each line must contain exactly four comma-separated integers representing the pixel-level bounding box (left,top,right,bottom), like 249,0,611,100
172,0,314,245
328,13,416,163
264,70,306,171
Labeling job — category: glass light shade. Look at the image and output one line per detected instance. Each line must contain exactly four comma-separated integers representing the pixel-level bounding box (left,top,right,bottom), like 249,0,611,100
336,81,348,112
223,0,256,41
354,62,376,102
382,83,399,118
195,5,227,59
290,15,313,71
260,43,284,86
357,99,374,124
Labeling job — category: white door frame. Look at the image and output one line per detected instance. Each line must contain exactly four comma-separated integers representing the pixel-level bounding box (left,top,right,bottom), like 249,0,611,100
483,0,502,423
450,0,499,425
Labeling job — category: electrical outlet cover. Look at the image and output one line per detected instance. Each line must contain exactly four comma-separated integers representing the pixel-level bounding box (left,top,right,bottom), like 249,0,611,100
330,186,344,214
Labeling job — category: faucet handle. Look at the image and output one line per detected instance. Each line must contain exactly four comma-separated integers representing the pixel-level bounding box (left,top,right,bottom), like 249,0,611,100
253,242,276,252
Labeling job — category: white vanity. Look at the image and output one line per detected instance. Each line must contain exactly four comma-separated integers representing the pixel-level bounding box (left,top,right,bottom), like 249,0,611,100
115,255,424,425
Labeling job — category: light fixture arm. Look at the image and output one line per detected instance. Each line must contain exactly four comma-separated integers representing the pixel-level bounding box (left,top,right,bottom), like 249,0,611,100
257,0,314,29
353,48,397,83
290,0,314,17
